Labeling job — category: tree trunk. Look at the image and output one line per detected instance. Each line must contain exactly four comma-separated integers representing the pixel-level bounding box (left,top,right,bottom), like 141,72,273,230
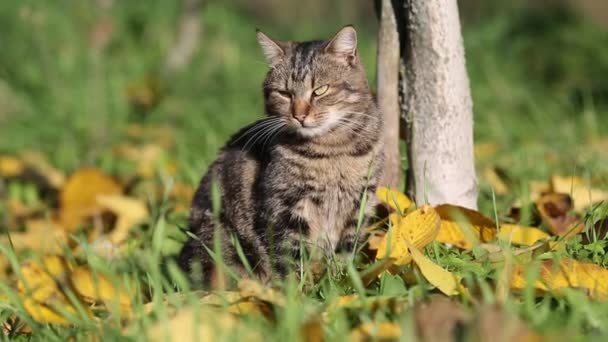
164,0,205,76
401,0,478,209
375,0,402,189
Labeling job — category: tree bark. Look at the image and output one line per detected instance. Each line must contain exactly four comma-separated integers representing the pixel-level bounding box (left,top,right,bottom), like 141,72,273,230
375,0,402,188
401,0,478,209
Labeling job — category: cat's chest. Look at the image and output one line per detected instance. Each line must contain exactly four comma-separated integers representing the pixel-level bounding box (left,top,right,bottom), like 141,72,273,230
264,150,372,250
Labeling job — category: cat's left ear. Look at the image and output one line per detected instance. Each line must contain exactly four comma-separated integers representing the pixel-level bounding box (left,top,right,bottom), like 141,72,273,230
256,29,288,68
324,25,358,65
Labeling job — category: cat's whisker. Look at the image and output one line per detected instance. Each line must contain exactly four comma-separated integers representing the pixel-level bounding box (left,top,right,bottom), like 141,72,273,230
243,121,286,151
232,117,282,145
237,120,282,149
344,112,380,120
261,123,286,150
242,123,278,151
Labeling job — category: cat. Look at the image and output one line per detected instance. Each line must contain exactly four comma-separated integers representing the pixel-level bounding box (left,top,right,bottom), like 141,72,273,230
178,26,384,284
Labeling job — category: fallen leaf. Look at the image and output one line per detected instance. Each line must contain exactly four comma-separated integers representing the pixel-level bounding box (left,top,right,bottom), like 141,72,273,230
551,175,608,211
0,155,24,177
474,305,543,342
376,187,412,215
376,206,441,266
414,296,471,342
0,219,67,254
510,258,608,299
350,321,401,341
20,151,66,188
301,319,324,342
59,168,122,231
96,195,148,244
326,295,405,315
145,307,249,342
406,240,463,296
536,192,584,237
528,180,551,202
70,266,132,316
498,224,551,246
435,205,497,250
16,256,90,324
237,279,286,307
482,167,509,195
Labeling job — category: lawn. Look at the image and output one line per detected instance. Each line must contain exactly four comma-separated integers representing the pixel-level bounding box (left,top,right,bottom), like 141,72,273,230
1,1,608,340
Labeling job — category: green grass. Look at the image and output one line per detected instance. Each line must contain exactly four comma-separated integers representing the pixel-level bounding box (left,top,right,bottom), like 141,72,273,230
1,1,608,340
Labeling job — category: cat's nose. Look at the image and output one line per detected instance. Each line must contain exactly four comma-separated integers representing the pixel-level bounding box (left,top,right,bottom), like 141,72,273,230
292,100,310,123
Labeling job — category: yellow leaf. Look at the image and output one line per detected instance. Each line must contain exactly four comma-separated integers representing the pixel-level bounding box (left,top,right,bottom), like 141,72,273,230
59,168,122,231
0,155,24,177
376,206,441,266
96,195,149,244
482,167,509,195
350,321,401,341
376,187,412,214
551,175,608,211
70,266,132,316
16,256,90,324
146,308,240,342
435,205,497,250
510,259,608,299
237,279,286,307
0,219,67,254
405,240,462,296
498,224,551,246
20,151,66,188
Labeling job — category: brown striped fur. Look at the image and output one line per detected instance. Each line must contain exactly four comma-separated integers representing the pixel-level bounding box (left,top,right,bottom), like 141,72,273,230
178,26,384,284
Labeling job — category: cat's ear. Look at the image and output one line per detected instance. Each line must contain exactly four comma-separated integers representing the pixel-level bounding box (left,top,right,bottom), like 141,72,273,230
324,26,357,63
256,30,287,67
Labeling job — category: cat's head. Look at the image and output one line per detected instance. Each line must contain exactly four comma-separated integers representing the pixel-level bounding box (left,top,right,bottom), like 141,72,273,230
257,26,372,138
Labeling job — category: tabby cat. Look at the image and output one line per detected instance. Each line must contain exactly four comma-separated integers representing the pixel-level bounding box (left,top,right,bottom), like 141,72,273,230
178,26,384,284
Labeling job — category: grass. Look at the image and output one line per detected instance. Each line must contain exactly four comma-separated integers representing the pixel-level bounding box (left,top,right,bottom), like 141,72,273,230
1,0,608,340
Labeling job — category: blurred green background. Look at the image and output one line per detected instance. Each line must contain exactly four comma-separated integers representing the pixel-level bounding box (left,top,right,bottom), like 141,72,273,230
1,0,607,201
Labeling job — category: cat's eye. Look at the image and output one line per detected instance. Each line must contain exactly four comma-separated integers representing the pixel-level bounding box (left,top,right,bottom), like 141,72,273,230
313,85,329,97
275,90,291,98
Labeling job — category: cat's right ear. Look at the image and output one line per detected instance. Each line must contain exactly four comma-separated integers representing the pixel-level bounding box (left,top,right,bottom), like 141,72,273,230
256,30,287,68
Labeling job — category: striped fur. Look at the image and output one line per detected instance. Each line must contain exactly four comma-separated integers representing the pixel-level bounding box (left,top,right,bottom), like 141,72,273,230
178,26,384,284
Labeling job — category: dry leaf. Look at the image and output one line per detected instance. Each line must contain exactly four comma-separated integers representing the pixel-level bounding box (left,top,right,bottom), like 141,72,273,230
474,305,543,342
528,180,551,202
350,321,401,341
16,256,90,324
406,240,462,296
59,168,122,231
482,167,509,195
70,266,132,316
376,206,441,266
414,296,471,342
20,151,66,188
551,175,608,211
510,258,608,299
435,205,497,250
237,279,286,307
376,187,412,215
498,224,551,246
0,155,24,177
536,192,584,237
0,219,67,254
301,319,324,342
96,195,148,244
146,307,245,342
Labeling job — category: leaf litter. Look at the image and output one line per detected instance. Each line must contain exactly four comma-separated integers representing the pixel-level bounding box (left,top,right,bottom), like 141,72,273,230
1,133,608,340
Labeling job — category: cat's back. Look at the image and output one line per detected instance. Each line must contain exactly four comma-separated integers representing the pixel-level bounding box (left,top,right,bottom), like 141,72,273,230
190,121,273,232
